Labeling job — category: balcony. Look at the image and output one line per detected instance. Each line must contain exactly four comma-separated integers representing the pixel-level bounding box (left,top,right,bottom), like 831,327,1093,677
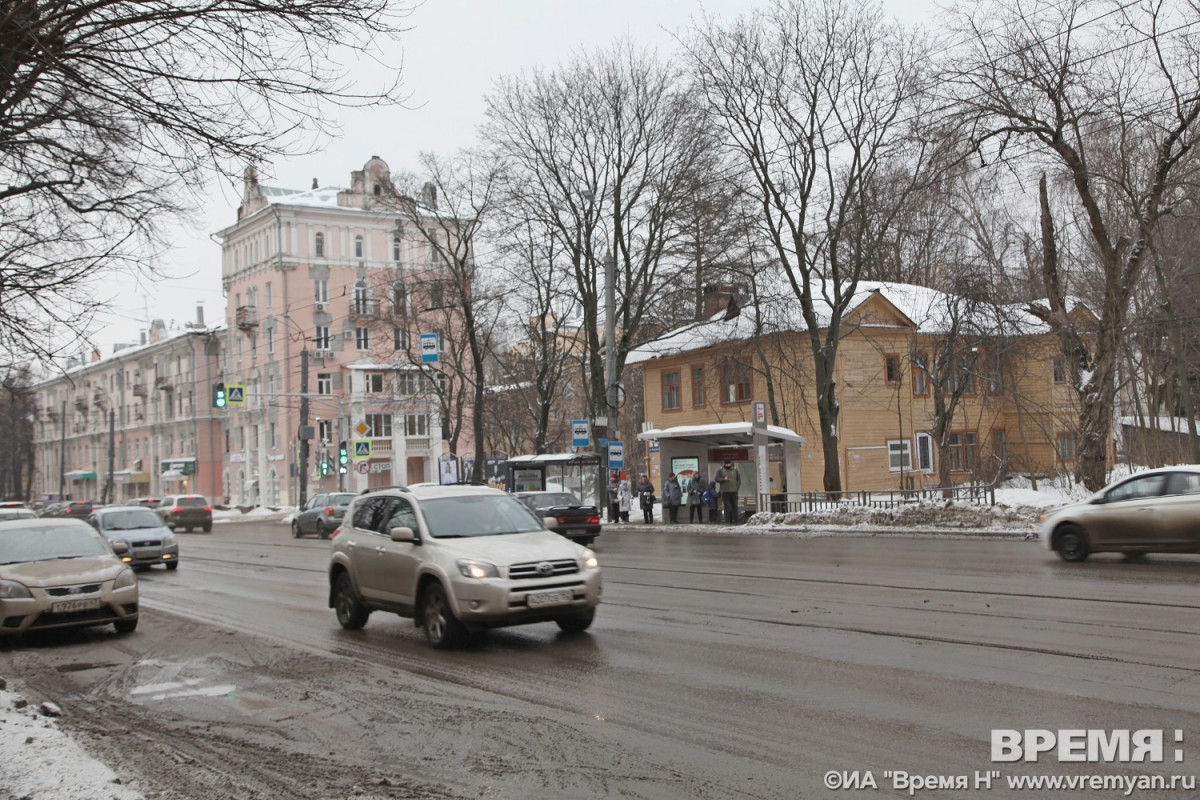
74,397,88,412
155,376,173,392
131,383,147,397
405,436,431,452
350,299,381,320
236,305,259,330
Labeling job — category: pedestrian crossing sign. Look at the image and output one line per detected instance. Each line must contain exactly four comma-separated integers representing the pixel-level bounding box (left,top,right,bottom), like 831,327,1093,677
354,440,372,459
226,384,246,405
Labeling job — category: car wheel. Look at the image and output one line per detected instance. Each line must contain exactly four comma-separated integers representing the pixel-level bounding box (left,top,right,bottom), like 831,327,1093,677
166,561,179,571
291,521,303,539
114,617,138,634
421,582,467,649
333,573,370,630
556,607,596,634
317,521,331,540
202,524,212,533
1056,525,1089,562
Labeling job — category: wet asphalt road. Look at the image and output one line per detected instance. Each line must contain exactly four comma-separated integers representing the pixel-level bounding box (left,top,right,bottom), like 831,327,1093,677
3,521,1200,799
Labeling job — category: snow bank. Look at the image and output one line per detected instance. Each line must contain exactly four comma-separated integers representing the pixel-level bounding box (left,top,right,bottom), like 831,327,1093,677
0,683,143,800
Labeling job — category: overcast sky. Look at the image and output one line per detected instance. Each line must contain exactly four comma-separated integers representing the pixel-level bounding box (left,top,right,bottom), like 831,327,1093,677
86,0,936,355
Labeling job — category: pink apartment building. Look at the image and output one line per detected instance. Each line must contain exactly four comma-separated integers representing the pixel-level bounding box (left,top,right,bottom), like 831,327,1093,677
216,156,455,506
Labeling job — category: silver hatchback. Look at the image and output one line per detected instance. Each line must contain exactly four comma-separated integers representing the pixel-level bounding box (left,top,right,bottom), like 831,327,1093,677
87,506,179,570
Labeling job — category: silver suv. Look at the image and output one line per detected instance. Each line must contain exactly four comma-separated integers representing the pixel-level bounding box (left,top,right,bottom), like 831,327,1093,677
328,485,601,648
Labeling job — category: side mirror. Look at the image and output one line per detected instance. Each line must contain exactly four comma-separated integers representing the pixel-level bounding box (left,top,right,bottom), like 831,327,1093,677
390,525,417,542
110,541,130,555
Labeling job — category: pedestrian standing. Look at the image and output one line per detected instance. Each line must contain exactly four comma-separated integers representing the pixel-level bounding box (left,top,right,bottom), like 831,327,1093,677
636,473,656,523
687,477,704,522
703,481,719,522
715,459,741,524
607,472,621,523
663,472,682,523
617,479,631,523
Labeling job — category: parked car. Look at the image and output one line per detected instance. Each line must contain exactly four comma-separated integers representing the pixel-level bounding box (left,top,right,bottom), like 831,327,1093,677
86,506,179,570
513,491,601,546
292,492,355,539
0,508,37,522
157,495,213,533
1040,465,1200,561
328,484,601,648
0,518,139,637
125,497,162,510
39,500,93,518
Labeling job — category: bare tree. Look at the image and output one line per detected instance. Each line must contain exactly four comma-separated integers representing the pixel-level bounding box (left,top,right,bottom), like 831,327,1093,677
946,0,1200,490
388,152,503,484
0,0,411,364
684,0,933,493
482,40,716,447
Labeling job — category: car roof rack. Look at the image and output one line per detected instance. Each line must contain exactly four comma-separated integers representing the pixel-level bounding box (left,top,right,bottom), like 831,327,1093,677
359,485,412,495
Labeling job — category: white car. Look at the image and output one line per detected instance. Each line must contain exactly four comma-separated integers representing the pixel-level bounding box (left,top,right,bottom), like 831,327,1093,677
328,484,601,648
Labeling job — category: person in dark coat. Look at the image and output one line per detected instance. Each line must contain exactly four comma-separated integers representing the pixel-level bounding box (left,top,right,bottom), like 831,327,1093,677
703,481,719,522
635,474,656,523
663,472,683,523
714,459,741,524
687,477,704,522
607,473,621,523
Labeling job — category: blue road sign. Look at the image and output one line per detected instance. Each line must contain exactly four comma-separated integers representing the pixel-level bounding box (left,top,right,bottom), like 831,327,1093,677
608,441,624,469
571,420,590,447
420,333,439,363
354,440,372,459
226,384,246,405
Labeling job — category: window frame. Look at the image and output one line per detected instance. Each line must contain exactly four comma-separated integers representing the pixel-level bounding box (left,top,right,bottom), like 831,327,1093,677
947,431,979,472
355,326,369,351
884,354,901,384
912,353,930,397
691,365,706,407
887,439,913,472
661,370,681,411
720,360,752,405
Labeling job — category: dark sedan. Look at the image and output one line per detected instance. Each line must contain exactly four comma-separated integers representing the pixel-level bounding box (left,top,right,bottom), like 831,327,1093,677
513,491,601,546
40,500,94,518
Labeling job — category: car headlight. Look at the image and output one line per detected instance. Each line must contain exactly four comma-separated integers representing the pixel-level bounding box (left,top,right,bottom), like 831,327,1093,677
112,569,137,590
581,548,599,570
456,559,499,579
0,579,32,599
162,532,176,545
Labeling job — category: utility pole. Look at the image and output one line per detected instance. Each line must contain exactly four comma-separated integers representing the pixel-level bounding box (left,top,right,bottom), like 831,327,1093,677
58,401,66,500
299,349,310,507
105,409,115,503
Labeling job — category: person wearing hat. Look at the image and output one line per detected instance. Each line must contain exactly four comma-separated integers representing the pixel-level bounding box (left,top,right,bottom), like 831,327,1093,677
663,471,683,523
714,458,741,524
635,473,656,523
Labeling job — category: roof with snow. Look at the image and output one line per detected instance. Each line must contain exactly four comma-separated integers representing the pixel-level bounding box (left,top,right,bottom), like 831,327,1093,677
628,280,1052,365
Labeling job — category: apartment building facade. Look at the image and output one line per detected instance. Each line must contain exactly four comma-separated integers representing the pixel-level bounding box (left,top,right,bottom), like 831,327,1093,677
30,319,225,502
216,156,455,506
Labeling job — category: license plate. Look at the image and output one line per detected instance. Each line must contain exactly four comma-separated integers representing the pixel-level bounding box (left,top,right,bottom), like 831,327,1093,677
526,589,573,608
51,598,102,614
135,550,159,560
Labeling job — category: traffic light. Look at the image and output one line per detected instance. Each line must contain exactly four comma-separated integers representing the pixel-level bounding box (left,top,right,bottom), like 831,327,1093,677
319,459,331,476
212,382,226,408
338,441,349,466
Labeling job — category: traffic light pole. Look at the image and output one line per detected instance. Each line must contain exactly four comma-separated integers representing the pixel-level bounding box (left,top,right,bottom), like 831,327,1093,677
298,349,310,507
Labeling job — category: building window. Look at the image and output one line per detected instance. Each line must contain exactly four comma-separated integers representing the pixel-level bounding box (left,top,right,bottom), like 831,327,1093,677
314,326,330,349
429,281,446,309
393,236,402,262
353,280,370,314
916,432,933,472
942,355,975,396
355,234,364,259
1053,357,1067,384
884,354,901,384
265,282,272,307
317,373,331,395
318,419,332,443
268,422,277,449
691,366,705,407
315,232,325,258
948,431,978,472
398,372,419,395
405,413,429,436
662,371,681,411
427,228,442,262
365,413,393,438
364,373,384,393
992,429,1008,464
1056,430,1077,461
315,279,328,304
720,360,751,404
266,328,274,354
912,354,930,397
356,327,369,350
394,327,409,352
888,440,912,472
983,352,1004,396
393,282,407,316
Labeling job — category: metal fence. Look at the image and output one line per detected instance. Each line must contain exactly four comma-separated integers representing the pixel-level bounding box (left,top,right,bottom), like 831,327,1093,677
758,481,997,514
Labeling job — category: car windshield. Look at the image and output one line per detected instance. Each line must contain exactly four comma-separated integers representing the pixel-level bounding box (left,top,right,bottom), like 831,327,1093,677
330,494,356,507
101,509,163,530
177,497,207,507
421,495,544,538
0,510,35,521
0,526,109,564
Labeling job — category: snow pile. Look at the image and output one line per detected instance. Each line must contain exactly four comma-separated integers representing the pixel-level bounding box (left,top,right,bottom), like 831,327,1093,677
0,682,143,800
